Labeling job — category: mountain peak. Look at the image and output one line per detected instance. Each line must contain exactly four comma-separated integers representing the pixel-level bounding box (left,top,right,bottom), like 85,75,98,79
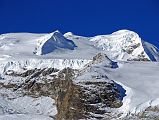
34,31,77,55
64,32,74,37
54,30,60,33
0,29,158,61
111,29,135,34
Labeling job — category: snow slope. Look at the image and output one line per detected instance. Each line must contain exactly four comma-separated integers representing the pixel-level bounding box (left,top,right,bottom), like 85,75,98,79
0,29,158,77
35,30,77,55
75,56,159,118
0,30,159,119
106,61,159,117
0,89,57,120
142,41,159,61
89,30,148,60
65,30,159,61
0,115,53,120
76,59,159,118
0,29,159,62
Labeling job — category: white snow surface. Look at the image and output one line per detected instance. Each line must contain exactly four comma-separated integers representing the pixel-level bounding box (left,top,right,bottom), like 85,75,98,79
0,30,159,119
106,61,159,117
76,59,159,117
65,29,159,61
0,114,53,120
35,30,77,55
0,89,57,120
0,58,91,74
0,29,159,62
90,30,146,60
0,29,158,75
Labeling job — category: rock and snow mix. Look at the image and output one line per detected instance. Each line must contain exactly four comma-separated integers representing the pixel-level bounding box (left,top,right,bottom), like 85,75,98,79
0,88,57,120
0,29,159,119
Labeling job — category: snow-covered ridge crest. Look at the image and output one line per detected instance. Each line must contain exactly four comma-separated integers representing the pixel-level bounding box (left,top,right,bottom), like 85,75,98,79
34,30,77,55
64,29,159,61
0,29,159,61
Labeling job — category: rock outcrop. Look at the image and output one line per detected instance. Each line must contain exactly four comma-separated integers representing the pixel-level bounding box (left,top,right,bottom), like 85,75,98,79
1,66,122,119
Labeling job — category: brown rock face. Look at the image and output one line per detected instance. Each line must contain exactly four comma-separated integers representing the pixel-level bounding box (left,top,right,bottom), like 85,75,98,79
2,67,122,120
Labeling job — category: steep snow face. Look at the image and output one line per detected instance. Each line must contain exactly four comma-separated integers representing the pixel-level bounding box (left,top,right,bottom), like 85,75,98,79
142,41,159,61
0,31,77,59
0,31,85,71
64,30,159,61
35,31,77,55
89,30,150,61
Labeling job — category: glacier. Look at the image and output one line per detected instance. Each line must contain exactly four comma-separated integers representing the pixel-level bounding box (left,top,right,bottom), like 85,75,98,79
0,29,159,62
0,29,159,119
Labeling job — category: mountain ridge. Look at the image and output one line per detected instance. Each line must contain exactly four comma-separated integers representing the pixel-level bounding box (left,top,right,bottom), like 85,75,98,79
0,29,159,119
0,29,159,62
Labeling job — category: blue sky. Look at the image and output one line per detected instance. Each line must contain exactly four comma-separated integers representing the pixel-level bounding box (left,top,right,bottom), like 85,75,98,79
0,0,159,47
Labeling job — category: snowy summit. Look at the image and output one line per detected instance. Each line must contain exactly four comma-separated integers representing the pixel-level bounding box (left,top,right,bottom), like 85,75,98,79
0,29,158,61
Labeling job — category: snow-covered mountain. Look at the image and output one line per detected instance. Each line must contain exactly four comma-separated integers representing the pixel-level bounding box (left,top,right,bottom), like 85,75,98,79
0,29,159,62
0,30,159,120
65,30,159,61
1,29,158,75
34,30,77,55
